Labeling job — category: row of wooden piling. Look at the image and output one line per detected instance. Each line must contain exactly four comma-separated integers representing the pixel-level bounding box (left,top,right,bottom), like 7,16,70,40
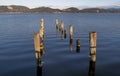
56,18,97,76
33,18,97,76
34,18,97,61
55,18,97,62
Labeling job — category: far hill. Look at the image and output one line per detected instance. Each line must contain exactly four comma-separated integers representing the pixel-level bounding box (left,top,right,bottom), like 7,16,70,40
30,7,61,13
81,8,120,13
0,5,30,13
0,5,120,13
63,7,80,13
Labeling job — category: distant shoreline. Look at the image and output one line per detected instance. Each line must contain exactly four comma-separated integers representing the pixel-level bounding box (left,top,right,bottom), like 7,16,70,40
0,5,120,14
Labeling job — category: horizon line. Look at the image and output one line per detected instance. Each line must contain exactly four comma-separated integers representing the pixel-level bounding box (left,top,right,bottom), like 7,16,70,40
0,4,120,10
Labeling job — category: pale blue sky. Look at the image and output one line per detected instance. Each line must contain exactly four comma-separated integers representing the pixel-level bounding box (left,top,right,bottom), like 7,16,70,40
0,0,120,9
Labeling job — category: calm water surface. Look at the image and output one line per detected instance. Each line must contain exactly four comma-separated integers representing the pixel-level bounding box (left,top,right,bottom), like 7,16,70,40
0,13,120,76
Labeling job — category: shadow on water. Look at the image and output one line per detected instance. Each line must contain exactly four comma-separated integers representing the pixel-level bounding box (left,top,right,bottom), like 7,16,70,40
36,56,42,76
69,39,73,52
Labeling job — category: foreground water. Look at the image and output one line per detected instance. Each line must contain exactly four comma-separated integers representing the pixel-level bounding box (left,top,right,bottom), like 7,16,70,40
0,13,120,76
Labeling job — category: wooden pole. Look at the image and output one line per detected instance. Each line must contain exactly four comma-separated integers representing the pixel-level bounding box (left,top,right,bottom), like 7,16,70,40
34,33,40,52
76,39,80,52
40,18,44,28
69,25,73,40
59,21,62,31
59,21,64,31
39,18,44,41
90,32,96,48
55,17,59,29
90,54,96,62
89,32,97,55
34,33,41,60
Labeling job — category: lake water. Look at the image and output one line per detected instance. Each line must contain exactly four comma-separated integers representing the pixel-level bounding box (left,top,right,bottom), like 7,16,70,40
0,13,120,76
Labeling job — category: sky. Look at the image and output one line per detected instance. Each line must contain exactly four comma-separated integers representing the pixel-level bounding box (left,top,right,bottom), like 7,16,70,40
0,0,120,9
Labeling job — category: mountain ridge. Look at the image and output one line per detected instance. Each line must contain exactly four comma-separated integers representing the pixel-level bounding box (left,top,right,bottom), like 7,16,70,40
0,5,120,13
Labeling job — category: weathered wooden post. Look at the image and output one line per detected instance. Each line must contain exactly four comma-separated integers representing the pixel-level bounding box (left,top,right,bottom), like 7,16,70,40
55,17,59,29
89,32,97,76
69,25,73,52
69,24,73,40
34,33,40,60
59,21,62,31
89,32,97,55
61,21,64,32
40,43,45,55
76,39,80,53
40,18,44,28
39,18,44,41
59,21,64,32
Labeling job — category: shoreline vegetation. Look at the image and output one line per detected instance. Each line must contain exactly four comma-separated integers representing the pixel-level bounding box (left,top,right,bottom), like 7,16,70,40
0,5,120,14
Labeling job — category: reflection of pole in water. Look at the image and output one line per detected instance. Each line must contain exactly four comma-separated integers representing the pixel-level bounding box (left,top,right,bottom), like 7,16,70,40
37,65,42,76
69,39,73,52
64,30,67,38
89,54,96,76
56,27,58,34
76,39,80,53
36,54,42,76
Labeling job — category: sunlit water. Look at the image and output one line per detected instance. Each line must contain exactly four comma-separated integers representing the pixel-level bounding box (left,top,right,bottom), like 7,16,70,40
0,13,120,76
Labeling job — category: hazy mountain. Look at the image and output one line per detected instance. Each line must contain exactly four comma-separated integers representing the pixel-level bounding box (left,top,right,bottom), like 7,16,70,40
63,7,80,13
30,7,61,13
0,5,30,13
0,5,120,13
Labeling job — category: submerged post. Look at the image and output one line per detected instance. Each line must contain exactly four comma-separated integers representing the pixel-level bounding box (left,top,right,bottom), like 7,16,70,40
69,25,73,40
89,32,97,55
90,32,96,48
76,39,80,53
39,18,44,41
